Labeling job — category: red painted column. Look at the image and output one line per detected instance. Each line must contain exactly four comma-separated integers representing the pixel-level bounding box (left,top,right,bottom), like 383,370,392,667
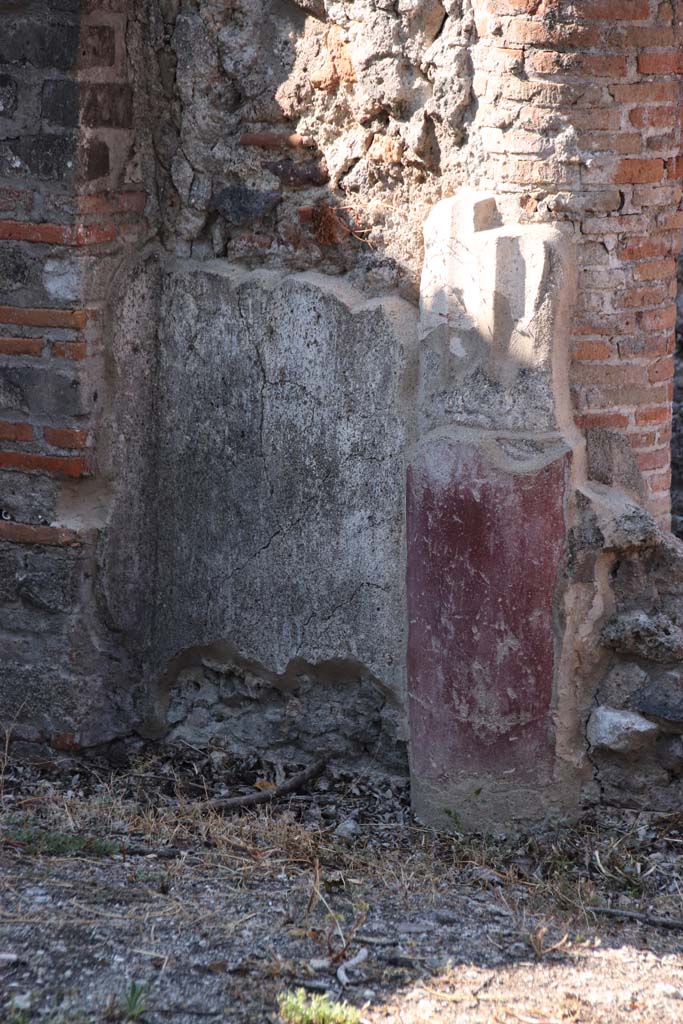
407,439,570,830
407,190,578,830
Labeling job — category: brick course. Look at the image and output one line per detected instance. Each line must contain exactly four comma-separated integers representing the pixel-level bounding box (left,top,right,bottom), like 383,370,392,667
0,1,143,748
473,0,683,524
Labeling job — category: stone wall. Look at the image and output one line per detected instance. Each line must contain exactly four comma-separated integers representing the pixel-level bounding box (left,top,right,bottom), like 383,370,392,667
0,0,147,747
1,0,683,826
137,0,682,525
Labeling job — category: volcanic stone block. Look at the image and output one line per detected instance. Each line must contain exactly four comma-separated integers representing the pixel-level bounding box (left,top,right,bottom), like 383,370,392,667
587,706,659,754
0,74,18,118
42,79,79,128
0,20,79,71
602,611,683,663
0,134,77,181
0,366,85,418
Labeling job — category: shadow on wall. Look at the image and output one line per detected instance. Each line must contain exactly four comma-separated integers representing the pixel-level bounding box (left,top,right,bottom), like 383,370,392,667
140,0,476,297
671,254,683,537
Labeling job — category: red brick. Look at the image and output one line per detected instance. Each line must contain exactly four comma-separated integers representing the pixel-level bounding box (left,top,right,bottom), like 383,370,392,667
609,26,675,47
0,452,90,478
574,383,670,409
633,184,682,208
637,447,670,471
504,21,602,47
645,468,672,491
619,236,673,260
633,257,678,280
0,521,81,547
72,222,119,245
576,412,631,430
0,307,89,329
619,334,675,358
635,406,670,425
572,363,648,387
43,426,89,449
658,211,683,229
51,341,87,361
614,159,665,185
79,24,116,69
581,214,649,235
611,82,678,103
648,355,674,382
78,191,147,216
81,84,133,130
617,285,669,308
666,157,683,179
575,0,649,17
629,430,657,448
574,313,636,337
0,337,43,357
579,132,641,155
638,51,683,75
560,108,622,132
526,50,628,78
573,341,613,361
648,497,671,521
0,188,34,214
0,420,33,442
0,221,70,245
0,220,119,246
629,106,678,128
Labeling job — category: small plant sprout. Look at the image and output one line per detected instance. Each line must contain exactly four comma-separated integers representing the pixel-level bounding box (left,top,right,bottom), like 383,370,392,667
123,981,146,1021
278,988,361,1024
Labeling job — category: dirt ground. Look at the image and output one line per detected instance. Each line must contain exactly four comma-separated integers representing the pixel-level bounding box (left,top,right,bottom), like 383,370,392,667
1,745,682,1024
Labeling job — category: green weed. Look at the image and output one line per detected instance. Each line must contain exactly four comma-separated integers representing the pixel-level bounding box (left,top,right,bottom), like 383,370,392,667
278,988,360,1024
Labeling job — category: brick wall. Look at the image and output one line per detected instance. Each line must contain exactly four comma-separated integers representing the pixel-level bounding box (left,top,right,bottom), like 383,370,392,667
471,0,683,525
0,0,146,745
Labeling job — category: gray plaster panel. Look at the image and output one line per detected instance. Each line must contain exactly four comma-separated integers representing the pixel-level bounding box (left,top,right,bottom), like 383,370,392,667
102,260,416,727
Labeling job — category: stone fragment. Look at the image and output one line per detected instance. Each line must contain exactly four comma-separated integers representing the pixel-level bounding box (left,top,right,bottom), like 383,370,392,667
0,135,77,181
41,80,79,128
81,84,133,129
264,159,329,187
0,366,85,418
0,74,18,118
600,503,659,552
597,662,648,706
585,427,645,500
291,0,326,18
545,190,622,215
629,673,683,728
212,186,281,227
655,735,683,773
601,611,683,663
586,706,658,754
0,20,79,71
334,818,359,841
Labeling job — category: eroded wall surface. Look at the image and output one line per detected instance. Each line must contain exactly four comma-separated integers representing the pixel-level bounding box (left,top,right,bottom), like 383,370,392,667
100,258,416,768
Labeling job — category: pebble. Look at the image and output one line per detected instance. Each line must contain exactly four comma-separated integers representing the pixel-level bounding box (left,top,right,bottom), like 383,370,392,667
656,983,683,999
334,818,359,840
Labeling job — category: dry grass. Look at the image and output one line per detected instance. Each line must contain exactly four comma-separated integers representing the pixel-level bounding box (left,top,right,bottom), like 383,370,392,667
1,748,681,925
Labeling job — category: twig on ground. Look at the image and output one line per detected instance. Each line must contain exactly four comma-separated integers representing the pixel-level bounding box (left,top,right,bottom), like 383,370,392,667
202,758,327,811
589,906,683,930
